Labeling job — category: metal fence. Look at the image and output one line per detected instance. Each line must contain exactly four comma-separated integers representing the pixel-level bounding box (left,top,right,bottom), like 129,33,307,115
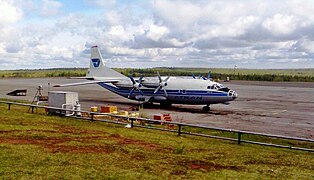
1,100,313,152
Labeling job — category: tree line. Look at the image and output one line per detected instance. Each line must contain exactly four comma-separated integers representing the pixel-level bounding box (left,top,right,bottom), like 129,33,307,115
1,68,314,82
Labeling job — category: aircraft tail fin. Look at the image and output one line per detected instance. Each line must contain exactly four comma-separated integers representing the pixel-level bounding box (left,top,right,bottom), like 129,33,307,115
86,46,126,79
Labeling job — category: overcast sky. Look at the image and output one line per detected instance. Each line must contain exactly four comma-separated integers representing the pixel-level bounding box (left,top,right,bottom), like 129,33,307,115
1,0,314,70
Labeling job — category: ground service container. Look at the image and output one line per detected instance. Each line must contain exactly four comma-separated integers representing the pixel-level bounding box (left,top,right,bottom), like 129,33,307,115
48,91,79,115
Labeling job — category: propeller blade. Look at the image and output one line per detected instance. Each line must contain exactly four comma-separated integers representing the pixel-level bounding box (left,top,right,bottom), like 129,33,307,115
128,87,135,98
192,73,196,79
157,72,162,82
129,76,136,84
165,76,170,81
163,89,168,97
138,75,144,83
138,89,144,96
198,74,202,79
207,72,211,79
154,86,161,94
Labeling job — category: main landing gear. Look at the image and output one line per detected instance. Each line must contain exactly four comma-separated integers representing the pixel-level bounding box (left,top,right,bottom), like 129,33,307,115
160,101,172,107
142,102,153,108
202,104,211,112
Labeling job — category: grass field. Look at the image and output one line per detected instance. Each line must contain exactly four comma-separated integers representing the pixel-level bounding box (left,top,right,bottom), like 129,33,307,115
0,102,313,179
0,68,86,78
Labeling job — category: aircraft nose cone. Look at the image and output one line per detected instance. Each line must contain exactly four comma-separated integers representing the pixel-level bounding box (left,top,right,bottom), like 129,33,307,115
228,90,238,99
232,91,238,99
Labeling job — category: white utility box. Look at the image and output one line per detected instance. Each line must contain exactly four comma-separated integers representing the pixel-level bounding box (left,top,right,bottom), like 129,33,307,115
48,91,79,115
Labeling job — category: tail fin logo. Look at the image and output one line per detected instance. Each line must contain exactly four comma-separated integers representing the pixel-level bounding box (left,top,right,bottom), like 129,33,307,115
91,58,100,68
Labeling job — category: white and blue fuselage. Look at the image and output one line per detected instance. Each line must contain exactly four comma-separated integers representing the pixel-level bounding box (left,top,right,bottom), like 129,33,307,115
97,77,237,105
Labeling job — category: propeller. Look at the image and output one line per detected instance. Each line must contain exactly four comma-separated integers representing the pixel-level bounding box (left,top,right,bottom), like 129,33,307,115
128,75,144,98
153,72,170,97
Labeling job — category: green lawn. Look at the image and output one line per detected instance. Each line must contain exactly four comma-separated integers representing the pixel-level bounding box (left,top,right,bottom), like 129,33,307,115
0,68,86,78
0,103,313,179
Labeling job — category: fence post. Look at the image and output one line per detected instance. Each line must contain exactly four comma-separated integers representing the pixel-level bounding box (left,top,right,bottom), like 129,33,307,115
8,103,11,110
178,124,182,136
238,132,242,144
131,118,134,128
91,112,94,122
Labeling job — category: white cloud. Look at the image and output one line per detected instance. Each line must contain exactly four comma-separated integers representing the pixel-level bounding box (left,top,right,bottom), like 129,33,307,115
291,39,314,53
0,0,22,26
104,10,121,26
262,14,297,35
39,0,63,16
1,0,314,69
152,0,202,30
146,24,169,41
87,0,116,8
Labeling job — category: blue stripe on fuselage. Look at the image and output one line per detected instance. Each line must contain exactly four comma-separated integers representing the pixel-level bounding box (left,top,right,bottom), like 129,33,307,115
97,83,228,97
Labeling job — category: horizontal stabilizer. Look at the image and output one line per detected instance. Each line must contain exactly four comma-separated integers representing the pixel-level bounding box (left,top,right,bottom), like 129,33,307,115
53,79,119,87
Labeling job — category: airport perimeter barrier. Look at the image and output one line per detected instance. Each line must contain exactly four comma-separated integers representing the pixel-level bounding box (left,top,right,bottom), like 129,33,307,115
1,100,314,152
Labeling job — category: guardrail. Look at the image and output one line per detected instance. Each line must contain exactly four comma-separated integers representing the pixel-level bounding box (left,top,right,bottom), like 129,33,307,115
1,100,313,152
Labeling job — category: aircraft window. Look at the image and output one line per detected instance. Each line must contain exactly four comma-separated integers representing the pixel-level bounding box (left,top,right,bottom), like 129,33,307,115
182,90,186,94
207,86,211,89
219,87,230,92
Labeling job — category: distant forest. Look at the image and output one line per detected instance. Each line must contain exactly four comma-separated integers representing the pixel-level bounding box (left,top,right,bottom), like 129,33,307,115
1,67,314,82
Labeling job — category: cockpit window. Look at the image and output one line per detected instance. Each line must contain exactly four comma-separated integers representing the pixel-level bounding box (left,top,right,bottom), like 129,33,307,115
207,84,225,90
210,84,224,90
219,87,230,92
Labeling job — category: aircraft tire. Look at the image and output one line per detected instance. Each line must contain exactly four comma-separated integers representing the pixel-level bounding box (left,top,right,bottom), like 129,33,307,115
160,101,172,107
202,105,211,112
142,102,153,108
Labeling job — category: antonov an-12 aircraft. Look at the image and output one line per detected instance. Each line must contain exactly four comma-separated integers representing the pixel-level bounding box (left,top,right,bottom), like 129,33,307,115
54,46,238,111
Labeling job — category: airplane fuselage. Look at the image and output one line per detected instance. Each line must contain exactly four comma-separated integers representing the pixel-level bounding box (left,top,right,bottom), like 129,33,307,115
97,77,237,105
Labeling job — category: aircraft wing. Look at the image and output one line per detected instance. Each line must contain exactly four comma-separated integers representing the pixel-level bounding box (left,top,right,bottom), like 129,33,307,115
67,77,91,79
67,76,107,80
53,79,119,87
